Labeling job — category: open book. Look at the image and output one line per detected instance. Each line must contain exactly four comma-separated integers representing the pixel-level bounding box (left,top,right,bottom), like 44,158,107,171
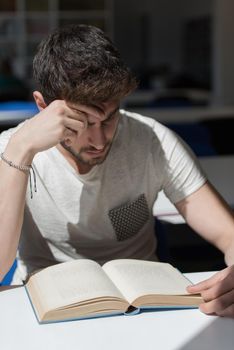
25,259,203,323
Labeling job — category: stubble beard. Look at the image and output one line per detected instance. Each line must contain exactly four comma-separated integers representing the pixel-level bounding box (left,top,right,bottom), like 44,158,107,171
60,141,112,166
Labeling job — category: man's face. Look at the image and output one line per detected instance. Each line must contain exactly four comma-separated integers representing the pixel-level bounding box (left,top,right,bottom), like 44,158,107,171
62,100,120,167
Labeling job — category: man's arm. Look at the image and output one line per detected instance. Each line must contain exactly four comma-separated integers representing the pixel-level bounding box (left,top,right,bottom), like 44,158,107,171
0,139,33,282
0,99,85,282
175,181,234,317
175,181,234,266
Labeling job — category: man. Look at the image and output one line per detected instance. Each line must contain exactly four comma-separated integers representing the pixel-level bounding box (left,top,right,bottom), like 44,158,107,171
0,25,233,317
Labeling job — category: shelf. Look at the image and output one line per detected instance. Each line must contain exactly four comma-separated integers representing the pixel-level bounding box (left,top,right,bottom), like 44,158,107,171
0,0,113,83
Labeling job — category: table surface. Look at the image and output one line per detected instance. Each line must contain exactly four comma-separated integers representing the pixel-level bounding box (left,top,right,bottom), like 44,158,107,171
0,271,233,350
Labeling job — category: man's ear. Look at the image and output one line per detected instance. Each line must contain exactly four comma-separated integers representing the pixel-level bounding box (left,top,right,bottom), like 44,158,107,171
33,91,47,111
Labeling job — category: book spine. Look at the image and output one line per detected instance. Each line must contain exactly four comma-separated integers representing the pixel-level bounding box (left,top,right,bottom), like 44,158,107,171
124,306,140,315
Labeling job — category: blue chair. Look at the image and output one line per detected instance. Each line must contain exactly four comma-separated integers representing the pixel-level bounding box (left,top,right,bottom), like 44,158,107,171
0,101,38,112
0,260,17,286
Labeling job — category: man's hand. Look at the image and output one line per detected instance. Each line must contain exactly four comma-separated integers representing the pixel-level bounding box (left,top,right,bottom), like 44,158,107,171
187,265,234,318
10,100,87,156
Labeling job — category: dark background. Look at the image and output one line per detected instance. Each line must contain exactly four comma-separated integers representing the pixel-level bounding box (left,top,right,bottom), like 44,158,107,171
0,0,234,279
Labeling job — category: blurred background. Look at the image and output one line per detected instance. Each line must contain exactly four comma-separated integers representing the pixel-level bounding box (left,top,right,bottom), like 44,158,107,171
0,0,234,108
1,0,234,280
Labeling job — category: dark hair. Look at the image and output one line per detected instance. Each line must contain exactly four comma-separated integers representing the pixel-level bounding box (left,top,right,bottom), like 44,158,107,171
33,24,137,105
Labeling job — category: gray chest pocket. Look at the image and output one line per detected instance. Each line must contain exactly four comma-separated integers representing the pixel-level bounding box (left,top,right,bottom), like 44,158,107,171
108,194,150,241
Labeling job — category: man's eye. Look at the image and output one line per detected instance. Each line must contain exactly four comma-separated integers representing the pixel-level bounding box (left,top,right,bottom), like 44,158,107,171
102,113,118,126
102,120,111,126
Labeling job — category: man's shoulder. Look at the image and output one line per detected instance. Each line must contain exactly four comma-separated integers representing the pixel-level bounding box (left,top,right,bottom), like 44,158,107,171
0,123,24,151
120,109,156,127
119,109,171,139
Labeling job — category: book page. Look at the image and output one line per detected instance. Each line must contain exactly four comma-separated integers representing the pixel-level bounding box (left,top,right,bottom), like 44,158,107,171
103,259,192,304
26,259,125,312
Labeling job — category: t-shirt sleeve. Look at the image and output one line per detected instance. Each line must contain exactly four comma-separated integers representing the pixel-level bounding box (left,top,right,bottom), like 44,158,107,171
153,121,207,204
0,122,26,153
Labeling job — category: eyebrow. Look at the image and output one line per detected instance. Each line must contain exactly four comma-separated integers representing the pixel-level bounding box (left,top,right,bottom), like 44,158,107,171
103,106,120,122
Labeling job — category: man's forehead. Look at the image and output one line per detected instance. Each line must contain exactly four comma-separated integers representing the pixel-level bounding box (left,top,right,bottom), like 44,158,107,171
68,101,119,121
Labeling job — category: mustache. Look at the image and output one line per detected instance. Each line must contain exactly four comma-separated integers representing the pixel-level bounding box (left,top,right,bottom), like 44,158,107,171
81,143,110,152
60,141,111,155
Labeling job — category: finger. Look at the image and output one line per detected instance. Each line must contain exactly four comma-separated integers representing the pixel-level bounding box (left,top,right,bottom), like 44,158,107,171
50,100,82,120
64,110,88,127
199,289,234,315
200,273,234,301
67,102,105,121
64,118,86,134
216,304,234,318
62,127,78,146
64,128,75,138
187,268,230,293
55,101,88,126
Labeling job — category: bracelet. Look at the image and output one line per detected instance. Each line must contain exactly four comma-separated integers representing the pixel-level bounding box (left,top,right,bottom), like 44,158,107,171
0,152,37,199
0,152,31,172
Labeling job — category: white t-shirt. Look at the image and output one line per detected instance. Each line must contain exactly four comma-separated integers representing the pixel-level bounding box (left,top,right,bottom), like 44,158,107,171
0,110,206,283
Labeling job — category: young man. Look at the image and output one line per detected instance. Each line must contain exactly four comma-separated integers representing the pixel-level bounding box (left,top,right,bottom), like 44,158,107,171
0,25,233,317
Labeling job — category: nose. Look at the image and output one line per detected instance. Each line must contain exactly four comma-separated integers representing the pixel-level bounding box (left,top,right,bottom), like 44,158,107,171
89,127,106,150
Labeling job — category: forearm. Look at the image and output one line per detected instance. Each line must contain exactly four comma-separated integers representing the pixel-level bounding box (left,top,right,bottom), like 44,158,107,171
176,182,234,266
223,236,234,266
0,100,89,281
0,135,34,281
206,203,234,266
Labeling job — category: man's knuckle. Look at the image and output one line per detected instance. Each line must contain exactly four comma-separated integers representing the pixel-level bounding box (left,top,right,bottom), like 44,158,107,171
51,100,61,107
202,289,216,301
216,299,226,310
226,272,234,285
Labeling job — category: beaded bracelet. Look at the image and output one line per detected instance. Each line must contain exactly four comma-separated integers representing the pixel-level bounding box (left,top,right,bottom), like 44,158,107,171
0,152,37,199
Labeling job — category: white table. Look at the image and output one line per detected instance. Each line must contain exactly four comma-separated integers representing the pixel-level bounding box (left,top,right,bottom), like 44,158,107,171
154,155,234,223
0,271,233,350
